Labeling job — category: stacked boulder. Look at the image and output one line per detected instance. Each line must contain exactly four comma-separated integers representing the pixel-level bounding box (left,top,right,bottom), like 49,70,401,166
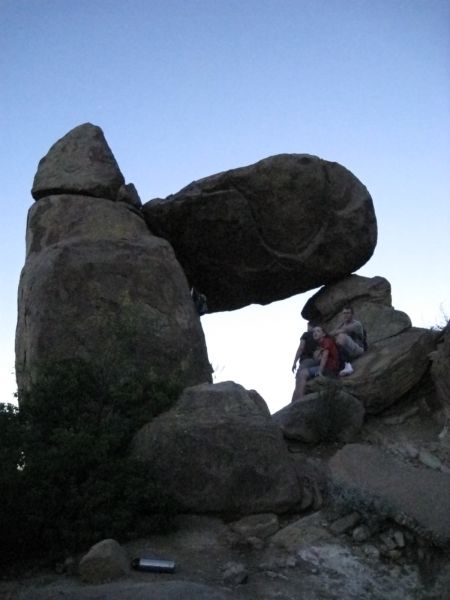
15,123,212,397
300,275,437,414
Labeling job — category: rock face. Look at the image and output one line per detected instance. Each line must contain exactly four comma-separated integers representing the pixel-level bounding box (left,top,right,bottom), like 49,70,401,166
307,327,436,414
32,123,125,201
302,275,411,345
329,444,450,545
298,275,437,414
16,127,211,397
272,389,365,443
131,381,303,514
431,323,450,418
142,154,377,312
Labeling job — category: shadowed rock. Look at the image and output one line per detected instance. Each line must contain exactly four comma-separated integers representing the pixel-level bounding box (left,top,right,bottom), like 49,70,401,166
329,444,450,545
431,322,450,419
273,389,365,444
142,154,377,312
302,275,411,345
309,328,437,414
131,381,303,514
32,123,125,201
16,194,211,396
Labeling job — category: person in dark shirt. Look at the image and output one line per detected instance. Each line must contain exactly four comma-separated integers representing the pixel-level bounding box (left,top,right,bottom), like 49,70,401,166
291,326,340,402
291,321,319,373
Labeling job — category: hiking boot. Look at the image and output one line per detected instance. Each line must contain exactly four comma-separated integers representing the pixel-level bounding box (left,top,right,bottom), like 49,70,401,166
339,362,354,377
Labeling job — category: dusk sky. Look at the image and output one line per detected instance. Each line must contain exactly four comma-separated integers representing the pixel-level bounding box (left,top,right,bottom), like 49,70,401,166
2,0,449,412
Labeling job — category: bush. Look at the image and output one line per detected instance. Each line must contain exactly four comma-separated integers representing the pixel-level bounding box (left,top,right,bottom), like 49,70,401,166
0,359,181,565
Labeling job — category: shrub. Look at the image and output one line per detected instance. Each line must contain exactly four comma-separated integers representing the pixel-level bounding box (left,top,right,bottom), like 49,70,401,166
0,359,181,565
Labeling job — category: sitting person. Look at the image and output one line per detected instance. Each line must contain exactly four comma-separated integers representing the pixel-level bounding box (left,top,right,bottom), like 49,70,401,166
291,326,340,402
330,305,365,376
291,321,319,373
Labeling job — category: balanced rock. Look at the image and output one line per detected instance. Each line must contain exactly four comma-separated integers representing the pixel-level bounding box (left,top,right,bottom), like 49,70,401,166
32,123,125,201
329,444,450,545
131,381,303,514
16,195,211,394
273,389,365,444
143,154,377,312
302,275,411,345
431,322,450,418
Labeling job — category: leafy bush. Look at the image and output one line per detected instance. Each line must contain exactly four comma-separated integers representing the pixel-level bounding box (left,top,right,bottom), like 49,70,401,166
0,359,181,565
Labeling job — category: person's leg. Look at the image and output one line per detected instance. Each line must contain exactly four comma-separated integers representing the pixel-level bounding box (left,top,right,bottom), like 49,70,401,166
291,367,318,402
335,333,364,359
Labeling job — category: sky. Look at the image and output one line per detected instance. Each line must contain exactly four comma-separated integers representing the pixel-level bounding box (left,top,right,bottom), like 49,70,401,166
1,0,449,413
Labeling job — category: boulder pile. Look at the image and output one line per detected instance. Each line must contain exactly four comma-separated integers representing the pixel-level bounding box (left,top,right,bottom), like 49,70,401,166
14,123,449,580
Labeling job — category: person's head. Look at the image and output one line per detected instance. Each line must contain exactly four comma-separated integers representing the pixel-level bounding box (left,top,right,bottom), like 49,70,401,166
312,325,326,341
307,321,315,331
342,305,354,323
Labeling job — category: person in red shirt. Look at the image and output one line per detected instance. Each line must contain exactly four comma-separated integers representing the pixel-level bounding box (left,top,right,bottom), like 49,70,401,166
291,326,340,402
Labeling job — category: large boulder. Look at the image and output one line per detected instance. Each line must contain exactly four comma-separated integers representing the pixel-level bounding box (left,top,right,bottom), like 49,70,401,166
131,381,303,514
142,154,377,312
329,444,450,545
272,389,365,444
431,323,450,418
302,275,411,345
31,123,125,201
16,194,211,395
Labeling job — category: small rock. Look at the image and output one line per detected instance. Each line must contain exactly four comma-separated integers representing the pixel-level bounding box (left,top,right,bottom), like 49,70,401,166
352,525,371,543
386,549,403,561
401,443,419,459
79,539,129,584
393,530,406,548
230,513,279,539
419,450,442,470
329,512,361,535
222,561,248,586
284,556,297,568
363,544,380,559
379,533,397,550
246,536,265,551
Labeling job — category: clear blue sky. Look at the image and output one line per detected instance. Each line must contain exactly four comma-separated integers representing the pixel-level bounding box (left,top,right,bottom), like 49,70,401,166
1,0,449,412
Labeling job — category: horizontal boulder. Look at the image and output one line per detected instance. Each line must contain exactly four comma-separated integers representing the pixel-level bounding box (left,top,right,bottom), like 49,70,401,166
131,381,303,514
329,444,450,545
272,390,365,444
142,154,377,312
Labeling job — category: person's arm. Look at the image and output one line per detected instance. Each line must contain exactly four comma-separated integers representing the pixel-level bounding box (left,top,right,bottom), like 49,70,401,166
292,339,306,372
330,321,344,336
318,349,329,375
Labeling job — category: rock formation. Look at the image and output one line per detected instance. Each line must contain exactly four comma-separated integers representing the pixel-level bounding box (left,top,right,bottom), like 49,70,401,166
142,154,377,312
16,124,211,397
131,381,303,514
302,274,411,344
431,322,450,419
301,275,436,413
